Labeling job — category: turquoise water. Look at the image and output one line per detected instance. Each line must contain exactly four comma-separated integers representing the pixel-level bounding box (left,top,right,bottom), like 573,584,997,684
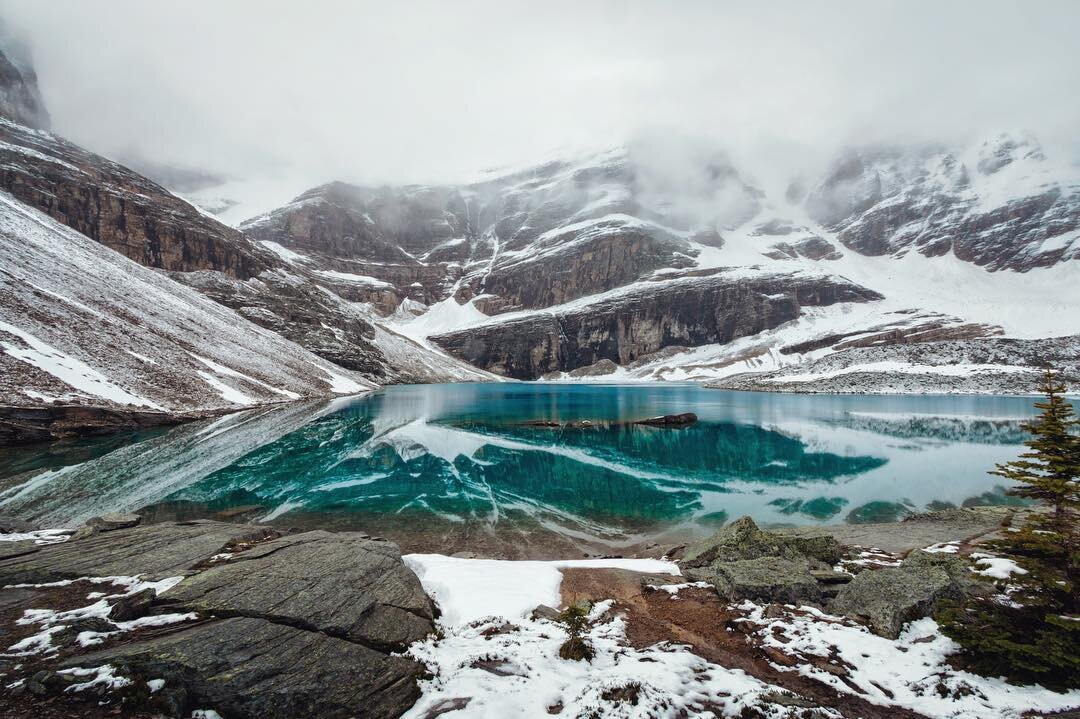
0,384,1051,558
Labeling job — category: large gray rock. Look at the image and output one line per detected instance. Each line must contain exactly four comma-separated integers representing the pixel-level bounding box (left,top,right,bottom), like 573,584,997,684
681,516,843,569
829,550,984,638
161,531,435,651
686,557,821,604
87,512,142,531
0,520,276,585
61,617,425,719
1,522,438,718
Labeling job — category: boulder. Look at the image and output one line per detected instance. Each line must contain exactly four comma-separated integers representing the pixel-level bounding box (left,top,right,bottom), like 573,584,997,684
681,516,842,569
828,549,985,638
530,605,562,622
60,617,425,719
686,557,821,604
87,512,142,532
160,530,435,651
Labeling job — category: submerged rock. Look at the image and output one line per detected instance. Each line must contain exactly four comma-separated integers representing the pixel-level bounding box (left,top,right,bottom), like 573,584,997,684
634,412,698,427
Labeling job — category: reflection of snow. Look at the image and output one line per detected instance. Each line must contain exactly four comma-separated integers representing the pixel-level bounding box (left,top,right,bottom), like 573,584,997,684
0,385,1042,541
369,419,675,483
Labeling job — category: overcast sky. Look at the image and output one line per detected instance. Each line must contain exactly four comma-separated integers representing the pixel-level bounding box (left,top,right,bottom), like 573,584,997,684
2,0,1078,189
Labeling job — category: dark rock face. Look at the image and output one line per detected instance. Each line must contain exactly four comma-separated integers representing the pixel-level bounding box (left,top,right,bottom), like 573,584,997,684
161,530,435,652
482,226,695,312
764,236,842,261
0,45,48,129
0,120,275,279
431,272,882,379
805,138,1080,271
170,269,394,379
0,521,436,719
242,144,761,316
63,617,426,719
0,404,192,445
0,116,476,385
0,520,276,584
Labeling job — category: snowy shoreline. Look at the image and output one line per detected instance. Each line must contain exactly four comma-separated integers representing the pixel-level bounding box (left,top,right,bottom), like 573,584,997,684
2,510,1077,718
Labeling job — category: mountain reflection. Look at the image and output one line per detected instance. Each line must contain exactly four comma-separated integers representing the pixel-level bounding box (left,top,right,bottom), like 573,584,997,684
0,384,1050,557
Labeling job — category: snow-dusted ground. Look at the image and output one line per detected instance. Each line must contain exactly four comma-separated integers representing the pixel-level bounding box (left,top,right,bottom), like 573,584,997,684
0,191,373,413
401,553,1080,718
742,603,1080,718
3,571,191,659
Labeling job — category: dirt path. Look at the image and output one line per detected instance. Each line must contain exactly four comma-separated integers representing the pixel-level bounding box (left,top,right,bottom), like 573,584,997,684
560,567,929,719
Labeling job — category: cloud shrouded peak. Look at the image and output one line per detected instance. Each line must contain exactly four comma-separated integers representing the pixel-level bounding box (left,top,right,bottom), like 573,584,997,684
0,0,1077,189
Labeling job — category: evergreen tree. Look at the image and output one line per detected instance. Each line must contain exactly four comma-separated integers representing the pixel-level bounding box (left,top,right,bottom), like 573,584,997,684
990,367,1080,536
937,367,1080,690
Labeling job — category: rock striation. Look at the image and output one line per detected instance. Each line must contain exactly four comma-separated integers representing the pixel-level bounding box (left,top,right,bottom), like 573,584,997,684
0,520,436,718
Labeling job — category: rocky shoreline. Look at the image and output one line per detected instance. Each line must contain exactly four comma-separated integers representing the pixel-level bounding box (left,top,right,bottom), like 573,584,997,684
0,507,1074,718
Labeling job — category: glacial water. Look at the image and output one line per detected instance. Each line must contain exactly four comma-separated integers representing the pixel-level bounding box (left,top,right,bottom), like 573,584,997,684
0,384,1058,558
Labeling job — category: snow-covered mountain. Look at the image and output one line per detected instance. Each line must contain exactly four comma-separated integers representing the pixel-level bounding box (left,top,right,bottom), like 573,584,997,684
230,135,1079,390
0,43,492,442
3,37,1078,415
0,83,488,387
0,190,372,442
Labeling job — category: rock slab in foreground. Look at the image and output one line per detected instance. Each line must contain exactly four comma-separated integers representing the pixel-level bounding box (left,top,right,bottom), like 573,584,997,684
62,617,424,719
0,520,437,718
162,530,435,651
0,520,276,585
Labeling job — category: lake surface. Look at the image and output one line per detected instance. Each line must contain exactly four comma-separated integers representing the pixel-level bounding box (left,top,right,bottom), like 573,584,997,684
0,384,1053,558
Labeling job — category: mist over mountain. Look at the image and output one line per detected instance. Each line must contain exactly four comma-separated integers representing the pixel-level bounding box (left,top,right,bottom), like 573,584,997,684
2,0,1078,193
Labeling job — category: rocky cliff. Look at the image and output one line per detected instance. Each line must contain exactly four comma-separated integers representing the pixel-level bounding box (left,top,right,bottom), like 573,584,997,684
430,270,882,379
232,131,1078,387
803,134,1080,271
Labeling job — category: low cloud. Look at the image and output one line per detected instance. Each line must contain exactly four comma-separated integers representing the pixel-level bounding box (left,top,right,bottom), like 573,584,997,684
2,0,1077,190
